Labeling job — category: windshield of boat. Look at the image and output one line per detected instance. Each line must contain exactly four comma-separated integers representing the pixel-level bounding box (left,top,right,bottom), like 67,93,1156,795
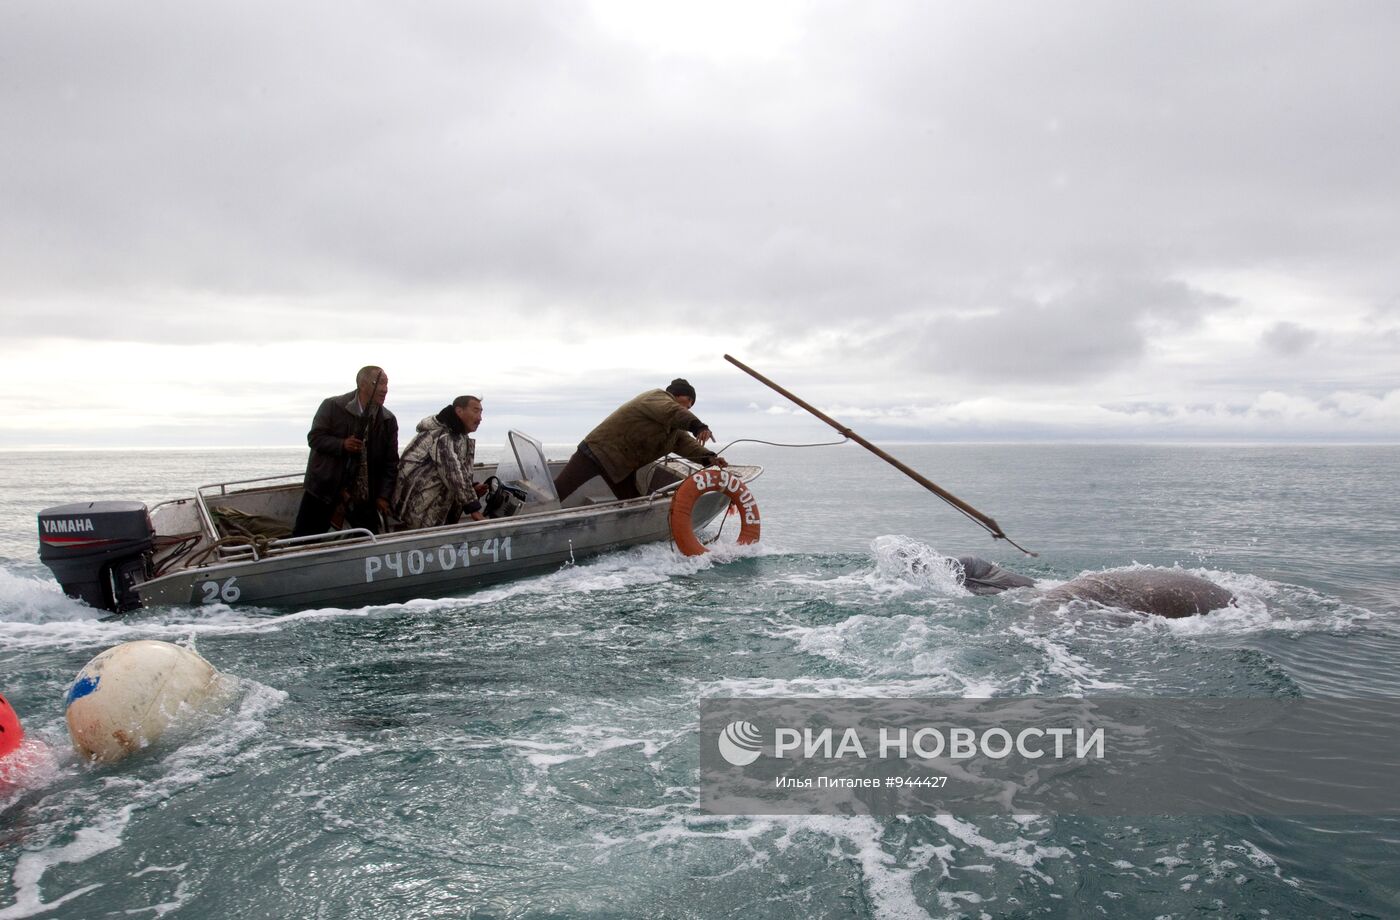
498,430,559,503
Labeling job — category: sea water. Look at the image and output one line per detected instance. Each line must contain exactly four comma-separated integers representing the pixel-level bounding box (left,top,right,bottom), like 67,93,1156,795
1,444,1398,919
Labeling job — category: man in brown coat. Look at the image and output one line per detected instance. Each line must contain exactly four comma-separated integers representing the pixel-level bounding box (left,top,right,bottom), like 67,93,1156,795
553,378,727,502
291,366,399,537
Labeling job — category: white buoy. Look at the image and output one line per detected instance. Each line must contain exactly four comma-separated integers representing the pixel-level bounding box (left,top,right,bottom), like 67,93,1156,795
65,640,225,763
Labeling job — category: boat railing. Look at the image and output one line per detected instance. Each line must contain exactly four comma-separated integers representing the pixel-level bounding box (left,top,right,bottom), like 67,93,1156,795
194,473,304,543
642,458,763,500
214,527,378,561
193,473,380,560
185,459,759,563
650,481,684,496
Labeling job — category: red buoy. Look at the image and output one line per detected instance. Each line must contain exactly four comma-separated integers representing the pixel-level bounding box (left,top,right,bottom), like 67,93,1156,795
0,691,24,760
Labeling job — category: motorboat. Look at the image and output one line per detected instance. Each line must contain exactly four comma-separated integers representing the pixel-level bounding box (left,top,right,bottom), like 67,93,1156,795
36,431,761,613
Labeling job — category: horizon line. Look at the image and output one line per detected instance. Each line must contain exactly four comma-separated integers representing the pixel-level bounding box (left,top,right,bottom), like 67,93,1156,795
2,439,1399,454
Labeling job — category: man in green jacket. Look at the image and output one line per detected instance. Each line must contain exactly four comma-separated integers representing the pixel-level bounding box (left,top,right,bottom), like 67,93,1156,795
553,378,727,502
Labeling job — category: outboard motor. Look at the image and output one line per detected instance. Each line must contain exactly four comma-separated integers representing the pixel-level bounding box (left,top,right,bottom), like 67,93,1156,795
37,501,155,613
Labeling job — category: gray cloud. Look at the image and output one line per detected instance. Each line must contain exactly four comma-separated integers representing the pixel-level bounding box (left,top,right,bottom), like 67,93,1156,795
1260,321,1319,356
863,277,1237,384
4,2,1398,335
2,1,1399,444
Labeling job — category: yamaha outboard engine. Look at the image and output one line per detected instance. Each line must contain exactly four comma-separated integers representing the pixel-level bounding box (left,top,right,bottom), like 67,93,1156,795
37,501,155,613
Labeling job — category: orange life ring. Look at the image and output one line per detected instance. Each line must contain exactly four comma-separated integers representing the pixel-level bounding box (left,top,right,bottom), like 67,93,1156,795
669,467,761,556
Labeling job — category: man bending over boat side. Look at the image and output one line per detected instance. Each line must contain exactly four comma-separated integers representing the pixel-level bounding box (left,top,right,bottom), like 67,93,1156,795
553,378,727,502
392,395,486,530
291,366,400,538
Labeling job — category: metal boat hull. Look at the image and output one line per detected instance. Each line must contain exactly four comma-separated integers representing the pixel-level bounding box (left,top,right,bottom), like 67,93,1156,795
37,430,761,613
137,488,733,611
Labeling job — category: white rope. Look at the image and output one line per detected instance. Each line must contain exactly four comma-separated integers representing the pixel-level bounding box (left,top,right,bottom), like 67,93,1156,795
715,436,850,453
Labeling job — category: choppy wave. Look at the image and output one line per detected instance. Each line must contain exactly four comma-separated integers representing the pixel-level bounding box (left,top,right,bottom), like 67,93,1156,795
439,539,773,608
5,443,1399,919
0,675,285,919
0,569,103,626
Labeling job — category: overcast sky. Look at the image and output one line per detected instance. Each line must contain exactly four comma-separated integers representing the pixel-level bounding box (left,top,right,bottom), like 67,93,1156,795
2,0,1397,449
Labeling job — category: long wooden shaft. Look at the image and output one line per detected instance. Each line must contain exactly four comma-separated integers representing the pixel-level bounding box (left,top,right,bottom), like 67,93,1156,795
724,354,1036,555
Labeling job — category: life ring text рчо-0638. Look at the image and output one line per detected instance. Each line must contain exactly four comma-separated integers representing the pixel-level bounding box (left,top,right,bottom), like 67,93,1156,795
668,467,761,556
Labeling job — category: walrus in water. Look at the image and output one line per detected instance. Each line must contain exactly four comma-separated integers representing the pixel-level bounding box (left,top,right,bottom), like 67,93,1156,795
954,557,1235,619
955,556,1038,595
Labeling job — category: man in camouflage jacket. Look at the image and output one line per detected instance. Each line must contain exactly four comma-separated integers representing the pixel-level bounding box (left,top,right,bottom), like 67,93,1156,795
392,396,485,530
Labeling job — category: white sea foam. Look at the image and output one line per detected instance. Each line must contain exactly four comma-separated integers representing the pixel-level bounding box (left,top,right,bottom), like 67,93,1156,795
0,806,126,920
785,536,970,605
769,605,1041,697
0,592,385,654
0,569,103,625
931,815,1070,881
867,536,970,597
0,739,66,811
590,812,954,920
397,540,771,610
282,735,384,771
1226,840,1277,870
778,613,952,666
589,809,1073,920
699,675,979,698
1014,634,1127,694
498,722,681,770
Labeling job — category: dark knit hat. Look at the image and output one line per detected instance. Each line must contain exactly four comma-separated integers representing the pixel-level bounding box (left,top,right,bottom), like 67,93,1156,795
666,378,697,403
